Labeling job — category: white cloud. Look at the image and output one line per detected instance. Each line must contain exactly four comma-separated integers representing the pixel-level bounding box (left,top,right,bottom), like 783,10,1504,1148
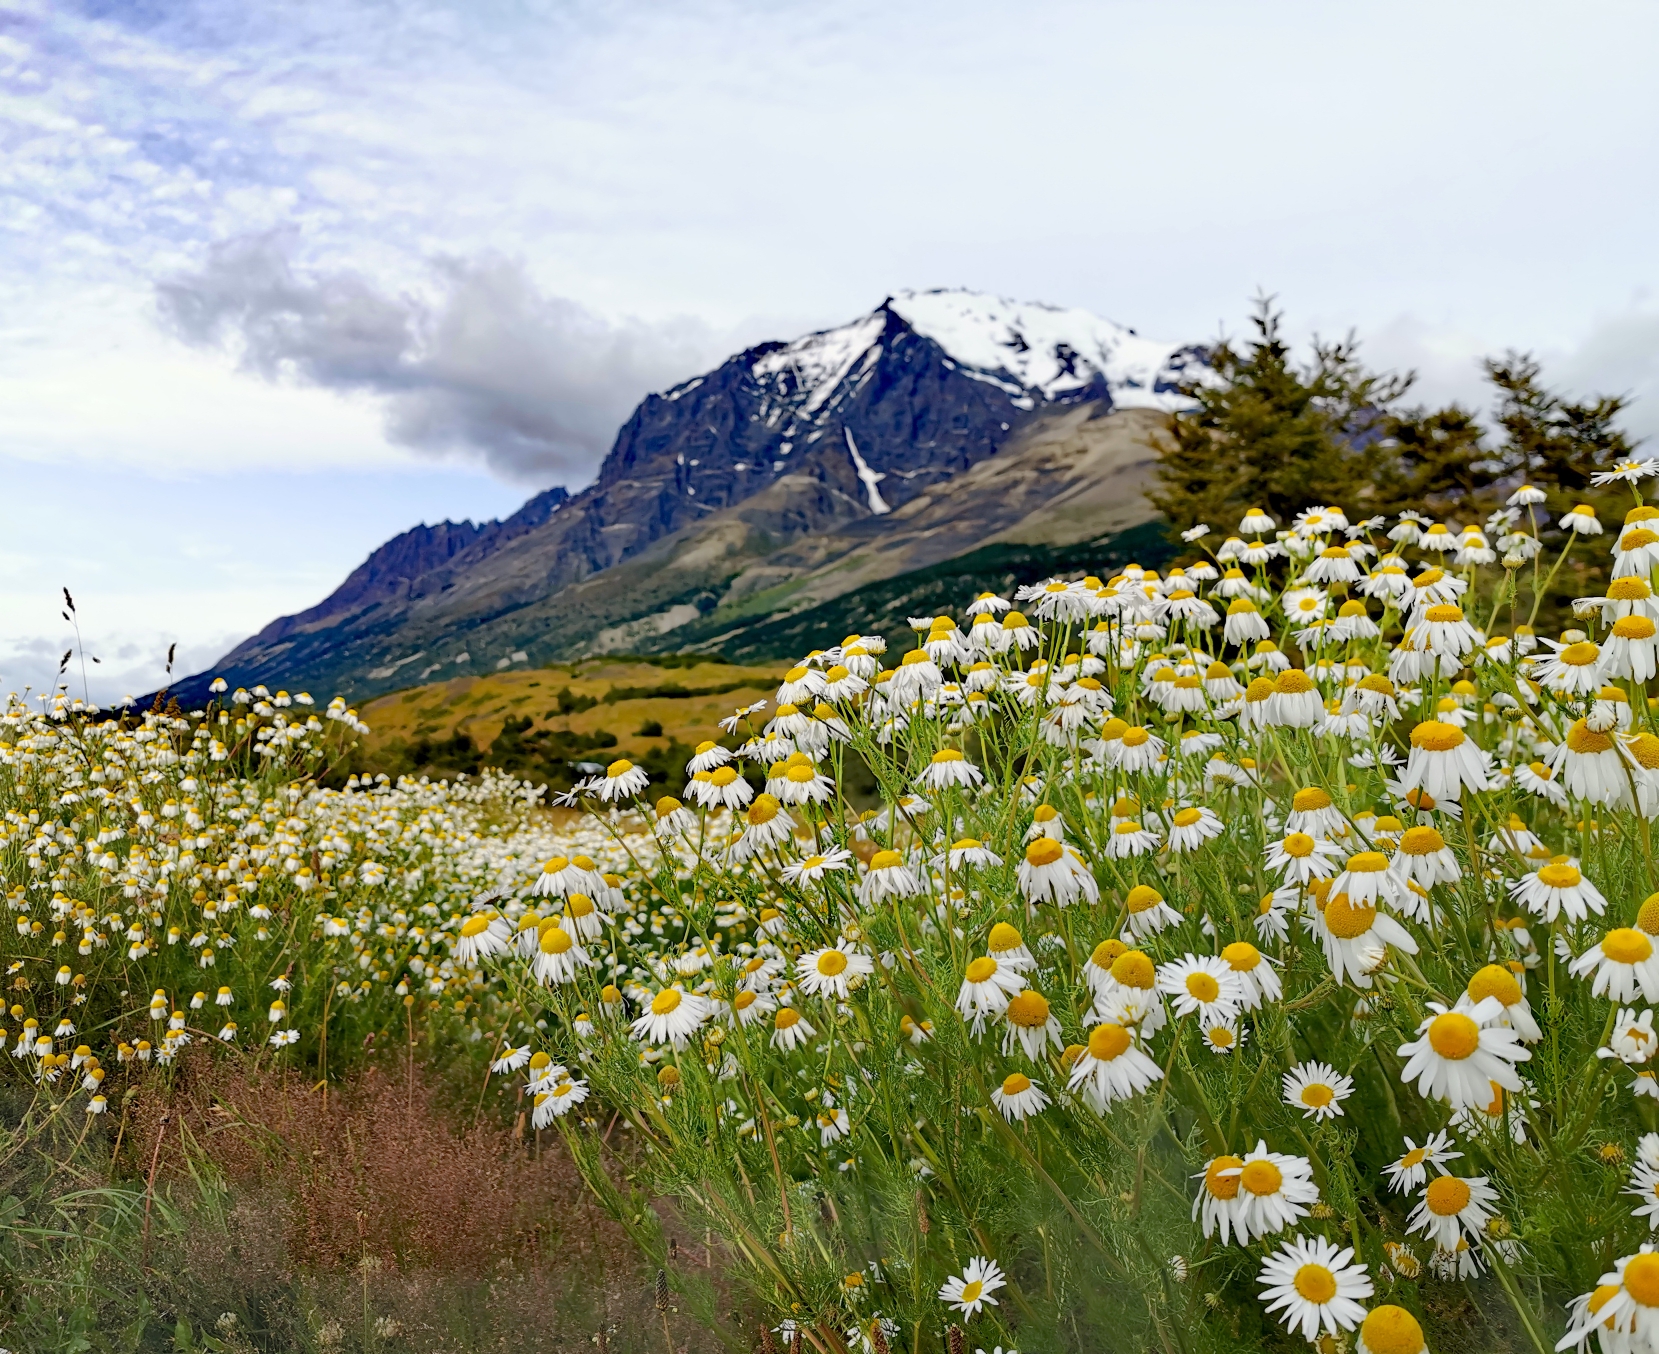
156,231,727,484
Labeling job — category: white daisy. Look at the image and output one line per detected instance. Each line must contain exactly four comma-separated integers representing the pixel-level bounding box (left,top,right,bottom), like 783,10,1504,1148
1396,997,1531,1111
955,955,1026,1025
937,1256,1005,1321
1510,857,1609,923
1571,928,1659,1004
1066,1022,1163,1113
990,1071,1050,1122
1156,954,1242,1022
630,987,711,1049
796,946,874,1000
1215,1140,1320,1243
1407,1173,1499,1251
1120,883,1183,937
1257,1235,1373,1343
1282,1060,1354,1121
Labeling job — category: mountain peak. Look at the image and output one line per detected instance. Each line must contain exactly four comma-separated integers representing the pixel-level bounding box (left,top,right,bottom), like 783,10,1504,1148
886,287,1198,408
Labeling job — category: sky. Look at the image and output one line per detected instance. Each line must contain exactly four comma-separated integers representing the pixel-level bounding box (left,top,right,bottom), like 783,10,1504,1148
3,0,1657,701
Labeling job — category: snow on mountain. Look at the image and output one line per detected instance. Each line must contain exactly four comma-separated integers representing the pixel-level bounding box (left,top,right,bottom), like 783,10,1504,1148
743,287,1194,426
888,289,1197,410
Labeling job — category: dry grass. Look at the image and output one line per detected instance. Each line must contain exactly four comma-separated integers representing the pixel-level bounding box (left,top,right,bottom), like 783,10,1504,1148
119,1052,721,1352
355,659,782,763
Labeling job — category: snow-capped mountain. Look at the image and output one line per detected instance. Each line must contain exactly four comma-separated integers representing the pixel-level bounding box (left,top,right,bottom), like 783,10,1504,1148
167,291,1200,704
888,289,1200,408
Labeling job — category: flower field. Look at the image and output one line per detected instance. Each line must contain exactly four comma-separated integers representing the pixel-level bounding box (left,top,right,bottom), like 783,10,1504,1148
12,475,1659,1351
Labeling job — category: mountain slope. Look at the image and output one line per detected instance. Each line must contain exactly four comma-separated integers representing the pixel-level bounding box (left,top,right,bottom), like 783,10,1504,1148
168,290,1197,704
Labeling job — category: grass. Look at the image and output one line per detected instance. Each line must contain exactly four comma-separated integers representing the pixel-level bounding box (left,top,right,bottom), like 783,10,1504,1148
349,658,783,791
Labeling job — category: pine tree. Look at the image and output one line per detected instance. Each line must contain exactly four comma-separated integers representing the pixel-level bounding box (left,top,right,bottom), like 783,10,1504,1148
1484,352,1637,491
1150,296,1414,534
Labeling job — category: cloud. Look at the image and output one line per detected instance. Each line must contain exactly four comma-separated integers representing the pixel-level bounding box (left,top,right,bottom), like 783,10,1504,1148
1343,306,1659,445
0,629,237,707
156,232,722,484
1556,308,1659,445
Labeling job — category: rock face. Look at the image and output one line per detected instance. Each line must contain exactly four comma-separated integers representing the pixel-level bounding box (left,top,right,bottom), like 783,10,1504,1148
168,290,1198,705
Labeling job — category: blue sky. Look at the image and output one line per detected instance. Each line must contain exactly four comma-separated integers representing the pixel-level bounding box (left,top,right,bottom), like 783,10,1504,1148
3,0,1658,700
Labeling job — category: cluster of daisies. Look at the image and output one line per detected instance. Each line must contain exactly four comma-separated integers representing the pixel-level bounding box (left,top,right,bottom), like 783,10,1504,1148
442,485,1659,1350
0,687,607,1120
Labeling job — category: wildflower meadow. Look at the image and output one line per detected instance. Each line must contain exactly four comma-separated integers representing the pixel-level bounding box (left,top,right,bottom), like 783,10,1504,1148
14,470,1659,1352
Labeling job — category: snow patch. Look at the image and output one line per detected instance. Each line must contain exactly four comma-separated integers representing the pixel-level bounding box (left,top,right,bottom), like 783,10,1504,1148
751,313,885,417
843,429,890,515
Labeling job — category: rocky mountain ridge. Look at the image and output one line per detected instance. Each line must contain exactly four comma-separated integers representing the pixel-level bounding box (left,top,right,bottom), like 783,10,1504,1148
167,290,1197,705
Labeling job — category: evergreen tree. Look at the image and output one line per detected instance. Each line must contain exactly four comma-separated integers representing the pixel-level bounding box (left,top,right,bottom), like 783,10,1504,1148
1150,296,1415,534
1151,305,1640,546
1483,352,1637,491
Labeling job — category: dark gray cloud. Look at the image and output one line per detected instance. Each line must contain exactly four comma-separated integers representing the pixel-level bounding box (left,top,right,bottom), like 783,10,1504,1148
156,232,720,484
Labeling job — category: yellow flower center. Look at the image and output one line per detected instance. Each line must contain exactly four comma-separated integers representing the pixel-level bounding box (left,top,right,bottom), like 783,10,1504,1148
1090,938,1128,968
1466,964,1523,1006
1536,863,1582,890
1427,1012,1480,1059
1185,972,1221,1003
1347,851,1389,874
1588,1283,1622,1320
1026,838,1064,867
1323,894,1376,939
1410,721,1465,752
1221,941,1261,972
651,989,683,1016
539,926,573,955
931,748,964,764
1398,826,1446,855
1292,1264,1337,1304
1630,1254,1659,1308
606,759,634,778
1204,1155,1243,1200
1566,720,1615,755
1293,787,1333,813
775,1008,800,1030
964,957,999,984
1121,726,1152,748
1240,1160,1283,1196
1301,1083,1335,1108
1275,670,1315,694
1358,1305,1425,1354
1172,808,1203,828
1282,832,1316,858
1005,991,1051,1028
1639,892,1659,935
1603,928,1655,965
816,950,849,977
959,1280,984,1304
1001,1073,1032,1096
1110,951,1154,989
1125,885,1164,914
1425,1175,1471,1217
1087,1023,1131,1061
988,922,1024,953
